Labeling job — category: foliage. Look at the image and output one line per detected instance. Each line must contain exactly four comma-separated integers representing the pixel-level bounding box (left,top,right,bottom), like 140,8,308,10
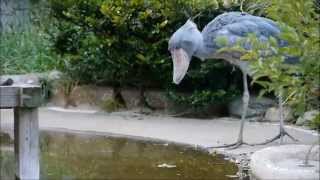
238,0,320,117
310,114,320,130
167,60,242,108
100,98,125,112
0,29,59,74
0,0,60,75
49,0,242,109
168,88,239,109
49,0,222,86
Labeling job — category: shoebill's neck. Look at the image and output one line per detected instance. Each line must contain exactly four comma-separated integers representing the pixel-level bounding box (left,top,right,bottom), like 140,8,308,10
193,34,214,61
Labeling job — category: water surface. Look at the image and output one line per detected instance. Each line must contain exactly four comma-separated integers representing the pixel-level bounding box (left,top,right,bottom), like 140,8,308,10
0,131,237,179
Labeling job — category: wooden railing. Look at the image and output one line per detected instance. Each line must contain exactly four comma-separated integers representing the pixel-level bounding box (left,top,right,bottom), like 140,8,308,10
0,85,41,180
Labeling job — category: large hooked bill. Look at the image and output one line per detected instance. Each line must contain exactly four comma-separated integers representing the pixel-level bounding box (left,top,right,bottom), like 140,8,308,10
171,48,190,84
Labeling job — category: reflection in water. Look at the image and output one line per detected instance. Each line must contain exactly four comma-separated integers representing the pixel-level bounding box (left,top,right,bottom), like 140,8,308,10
0,131,237,179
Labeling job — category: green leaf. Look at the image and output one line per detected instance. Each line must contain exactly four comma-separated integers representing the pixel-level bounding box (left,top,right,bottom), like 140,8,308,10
215,36,229,47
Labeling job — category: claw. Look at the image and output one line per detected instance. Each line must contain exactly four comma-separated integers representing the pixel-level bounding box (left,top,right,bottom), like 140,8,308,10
251,131,299,146
206,141,251,150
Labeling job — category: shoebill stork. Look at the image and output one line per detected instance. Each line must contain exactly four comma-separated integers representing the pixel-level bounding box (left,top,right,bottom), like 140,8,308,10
168,11,298,149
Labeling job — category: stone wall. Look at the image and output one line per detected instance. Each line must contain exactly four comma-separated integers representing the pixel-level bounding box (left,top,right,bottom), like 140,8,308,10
48,84,229,117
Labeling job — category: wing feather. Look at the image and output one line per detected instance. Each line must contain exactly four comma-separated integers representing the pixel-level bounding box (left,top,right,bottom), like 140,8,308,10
202,12,281,54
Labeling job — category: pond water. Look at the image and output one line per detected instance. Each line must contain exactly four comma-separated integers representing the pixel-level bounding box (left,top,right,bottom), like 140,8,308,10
0,131,237,180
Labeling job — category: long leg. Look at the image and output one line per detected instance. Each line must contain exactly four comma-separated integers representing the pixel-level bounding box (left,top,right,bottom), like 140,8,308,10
207,72,251,149
253,91,298,145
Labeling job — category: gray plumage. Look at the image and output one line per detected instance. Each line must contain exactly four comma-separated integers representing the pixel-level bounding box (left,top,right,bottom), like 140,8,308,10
201,12,285,73
201,12,280,55
168,11,298,148
168,12,286,79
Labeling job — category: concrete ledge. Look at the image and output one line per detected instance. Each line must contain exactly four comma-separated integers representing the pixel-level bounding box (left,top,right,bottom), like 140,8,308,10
250,145,320,180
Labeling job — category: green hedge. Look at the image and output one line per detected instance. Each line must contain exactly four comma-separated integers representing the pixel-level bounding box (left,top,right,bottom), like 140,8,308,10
49,0,242,108
243,0,320,118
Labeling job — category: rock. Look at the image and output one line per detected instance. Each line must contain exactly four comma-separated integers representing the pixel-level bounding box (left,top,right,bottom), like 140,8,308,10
49,85,113,110
250,145,320,180
122,89,171,110
47,70,62,81
144,90,168,109
296,110,320,126
264,107,293,122
70,85,99,105
228,96,275,118
121,89,141,109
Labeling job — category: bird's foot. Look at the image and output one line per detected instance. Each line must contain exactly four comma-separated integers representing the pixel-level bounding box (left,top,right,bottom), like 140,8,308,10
206,140,251,150
252,130,298,145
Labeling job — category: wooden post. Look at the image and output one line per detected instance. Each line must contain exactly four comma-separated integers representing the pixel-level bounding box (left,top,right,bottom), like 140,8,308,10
14,108,39,180
0,85,41,180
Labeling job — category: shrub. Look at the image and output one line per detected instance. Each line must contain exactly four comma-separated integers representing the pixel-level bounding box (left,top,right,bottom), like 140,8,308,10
167,88,239,109
310,114,320,130
49,0,221,85
0,0,60,75
167,60,242,109
49,0,243,110
230,0,320,119
100,98,125,112
0,30,59,74
200,0,320,119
